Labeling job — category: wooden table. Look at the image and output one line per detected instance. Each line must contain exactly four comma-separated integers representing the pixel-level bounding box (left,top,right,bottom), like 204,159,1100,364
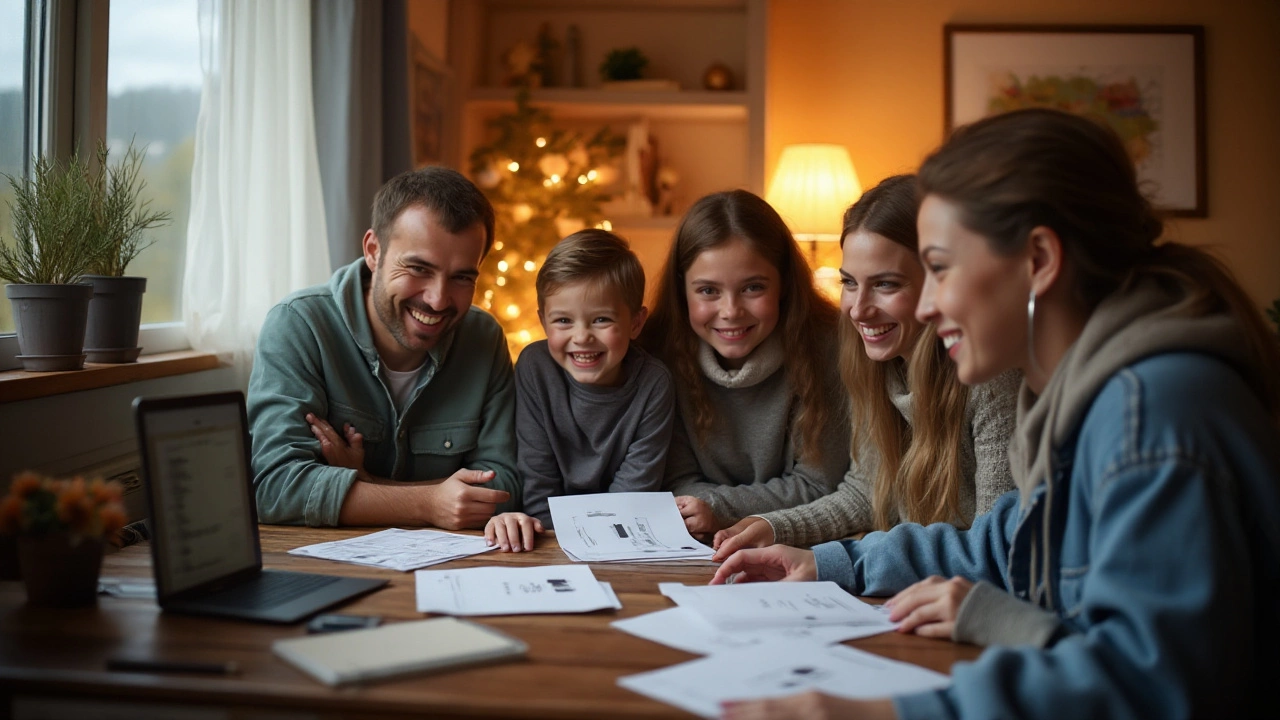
0,527,981,719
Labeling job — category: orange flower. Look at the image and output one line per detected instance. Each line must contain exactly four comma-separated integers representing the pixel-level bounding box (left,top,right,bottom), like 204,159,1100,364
10,472,42,499
100,504,127,537
89,478,123,504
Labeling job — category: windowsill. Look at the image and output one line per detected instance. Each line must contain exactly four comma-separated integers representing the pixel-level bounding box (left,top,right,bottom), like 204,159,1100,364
0,351,222,404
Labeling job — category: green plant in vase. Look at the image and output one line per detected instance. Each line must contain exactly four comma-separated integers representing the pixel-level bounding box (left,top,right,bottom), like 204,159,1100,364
81,142,171,363
0,151,114,371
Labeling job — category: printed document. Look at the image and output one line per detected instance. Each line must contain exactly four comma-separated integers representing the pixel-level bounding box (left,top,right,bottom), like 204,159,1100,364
659,581,889,630
618,641,950,718
549,492,713,562
288,528,494,572
611,606,894,655
415,564,621,615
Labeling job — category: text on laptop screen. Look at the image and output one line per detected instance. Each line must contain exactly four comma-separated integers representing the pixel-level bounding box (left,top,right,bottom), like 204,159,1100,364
143,403,258,593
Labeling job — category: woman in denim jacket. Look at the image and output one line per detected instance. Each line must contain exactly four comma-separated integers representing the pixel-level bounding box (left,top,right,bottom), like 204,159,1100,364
713,108,1280,720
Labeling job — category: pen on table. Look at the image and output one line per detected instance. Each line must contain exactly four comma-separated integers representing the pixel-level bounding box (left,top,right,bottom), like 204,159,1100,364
106,658,241,675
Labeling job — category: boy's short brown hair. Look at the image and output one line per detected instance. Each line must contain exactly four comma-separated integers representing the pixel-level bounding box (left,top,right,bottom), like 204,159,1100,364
536,229,645,313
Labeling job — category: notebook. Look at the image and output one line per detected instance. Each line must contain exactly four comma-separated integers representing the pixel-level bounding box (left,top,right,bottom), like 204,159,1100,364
273,617,528,686
133,391,387,623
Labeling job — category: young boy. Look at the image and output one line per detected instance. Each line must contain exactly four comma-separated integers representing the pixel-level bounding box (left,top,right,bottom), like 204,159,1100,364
485,229,675,551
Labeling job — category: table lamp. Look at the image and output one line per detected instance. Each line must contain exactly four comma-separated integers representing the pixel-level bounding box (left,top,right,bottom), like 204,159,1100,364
764,144,862,298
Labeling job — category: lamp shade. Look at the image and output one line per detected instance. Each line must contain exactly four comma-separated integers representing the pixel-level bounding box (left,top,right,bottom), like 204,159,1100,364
765,144,862,241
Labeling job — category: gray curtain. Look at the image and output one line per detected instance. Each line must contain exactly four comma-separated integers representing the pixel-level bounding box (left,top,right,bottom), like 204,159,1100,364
311,0,412,271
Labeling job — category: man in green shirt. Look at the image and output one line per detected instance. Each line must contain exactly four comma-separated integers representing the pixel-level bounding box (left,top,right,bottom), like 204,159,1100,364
248,167,518,528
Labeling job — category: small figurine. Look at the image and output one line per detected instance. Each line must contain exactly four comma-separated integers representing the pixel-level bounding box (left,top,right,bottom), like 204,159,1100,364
504,41,539,87
564,25,583,88
536,23,560,87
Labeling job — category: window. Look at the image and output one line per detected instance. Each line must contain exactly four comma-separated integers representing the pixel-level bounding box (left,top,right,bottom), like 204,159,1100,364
107,0,200,326
0,0,199,368
0,0,29,336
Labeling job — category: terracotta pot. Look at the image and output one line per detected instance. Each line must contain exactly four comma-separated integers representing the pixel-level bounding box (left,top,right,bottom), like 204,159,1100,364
17,533,104,607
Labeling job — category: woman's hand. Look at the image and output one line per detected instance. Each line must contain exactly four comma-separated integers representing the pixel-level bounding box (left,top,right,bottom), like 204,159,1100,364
484,512,544,552
676,495,721,536
712,516,776,562
884,575,974,639
710,545,817,585
721,691,896,720
306,413,364,470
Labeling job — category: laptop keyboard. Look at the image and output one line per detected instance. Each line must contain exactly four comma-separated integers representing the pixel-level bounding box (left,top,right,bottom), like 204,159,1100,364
201,572,341,609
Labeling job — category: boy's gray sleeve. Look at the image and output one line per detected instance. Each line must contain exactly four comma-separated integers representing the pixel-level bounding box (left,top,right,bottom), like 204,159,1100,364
515,356,562,526
249,304,358,527
608,366,676,494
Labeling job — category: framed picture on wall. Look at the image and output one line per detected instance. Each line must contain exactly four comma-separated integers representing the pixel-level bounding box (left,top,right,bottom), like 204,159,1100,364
944,24,1206,217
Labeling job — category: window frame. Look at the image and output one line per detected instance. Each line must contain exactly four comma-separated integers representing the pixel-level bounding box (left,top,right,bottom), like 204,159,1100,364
0,0,192,371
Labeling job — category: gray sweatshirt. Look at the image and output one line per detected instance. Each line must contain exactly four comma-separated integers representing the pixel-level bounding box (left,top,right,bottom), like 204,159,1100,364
758,368,1020,546
663,334,851,526
516,341,675,527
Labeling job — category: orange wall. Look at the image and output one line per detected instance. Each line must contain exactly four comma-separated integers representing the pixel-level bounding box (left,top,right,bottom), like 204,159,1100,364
767,0,1280,307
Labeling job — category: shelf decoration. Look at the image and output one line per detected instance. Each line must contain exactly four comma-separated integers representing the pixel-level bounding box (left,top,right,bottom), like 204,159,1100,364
470,88,625,354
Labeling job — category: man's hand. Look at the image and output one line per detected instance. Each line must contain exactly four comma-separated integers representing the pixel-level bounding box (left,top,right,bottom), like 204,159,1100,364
884,575,974,639
712,516,775,562
484,512,544,552
420,468,510,530
709,545,817,585
306,413,364,471
676,495,721,536
720,691,896,720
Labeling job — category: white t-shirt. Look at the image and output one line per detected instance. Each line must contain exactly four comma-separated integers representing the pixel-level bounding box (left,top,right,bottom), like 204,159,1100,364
382,363,427,413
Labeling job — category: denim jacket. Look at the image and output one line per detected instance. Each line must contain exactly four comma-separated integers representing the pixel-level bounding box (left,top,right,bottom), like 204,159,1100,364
814,352,1280,719
248,259,519,526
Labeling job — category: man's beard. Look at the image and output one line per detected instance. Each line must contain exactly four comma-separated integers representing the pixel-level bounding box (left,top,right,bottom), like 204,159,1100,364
370,272,457,353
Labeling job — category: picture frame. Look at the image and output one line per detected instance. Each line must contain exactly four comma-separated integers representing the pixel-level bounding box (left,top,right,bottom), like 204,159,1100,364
944,24,1206,217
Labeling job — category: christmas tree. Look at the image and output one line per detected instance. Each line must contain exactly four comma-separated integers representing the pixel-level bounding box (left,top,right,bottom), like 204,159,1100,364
469,88,624,356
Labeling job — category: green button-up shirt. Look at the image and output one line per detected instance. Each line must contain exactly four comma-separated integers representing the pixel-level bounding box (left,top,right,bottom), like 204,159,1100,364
247,259,519,526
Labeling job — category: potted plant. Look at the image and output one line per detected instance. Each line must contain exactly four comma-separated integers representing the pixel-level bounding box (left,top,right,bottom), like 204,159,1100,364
0,152,112,371
80,143,171,363
0,472,127,607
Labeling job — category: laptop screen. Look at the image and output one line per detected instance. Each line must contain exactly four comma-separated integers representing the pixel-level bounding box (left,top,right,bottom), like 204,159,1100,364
138,396,259,595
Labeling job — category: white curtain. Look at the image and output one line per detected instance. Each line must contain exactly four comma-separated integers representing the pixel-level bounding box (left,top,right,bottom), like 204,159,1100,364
184,0,331,381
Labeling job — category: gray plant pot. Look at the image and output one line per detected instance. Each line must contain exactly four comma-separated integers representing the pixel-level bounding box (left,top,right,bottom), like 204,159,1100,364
82,275,147,363
4,283,94,371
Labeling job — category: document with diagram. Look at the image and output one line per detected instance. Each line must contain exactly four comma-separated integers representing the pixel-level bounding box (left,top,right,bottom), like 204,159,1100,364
618,641,950,719
658,581,891,630
549,492,714,562
611,606,895,656
415,564,621,615
288,528,495,572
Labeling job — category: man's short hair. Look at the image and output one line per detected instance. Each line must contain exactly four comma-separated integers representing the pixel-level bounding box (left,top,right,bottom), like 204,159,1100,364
536,229,645,313
370,166,496,255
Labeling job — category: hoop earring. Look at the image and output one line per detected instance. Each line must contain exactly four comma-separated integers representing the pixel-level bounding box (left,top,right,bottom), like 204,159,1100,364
1027,287,1045,378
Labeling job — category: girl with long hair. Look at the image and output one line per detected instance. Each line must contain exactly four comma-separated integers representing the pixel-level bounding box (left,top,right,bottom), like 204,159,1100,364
640,189,850,535
711,175,1017,561
714,109,1280,719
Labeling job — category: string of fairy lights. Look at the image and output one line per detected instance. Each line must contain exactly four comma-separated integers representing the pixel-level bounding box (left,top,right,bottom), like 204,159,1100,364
469,89,625,356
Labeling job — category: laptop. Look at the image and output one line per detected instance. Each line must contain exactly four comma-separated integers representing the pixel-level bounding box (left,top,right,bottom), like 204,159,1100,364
133,391,387,623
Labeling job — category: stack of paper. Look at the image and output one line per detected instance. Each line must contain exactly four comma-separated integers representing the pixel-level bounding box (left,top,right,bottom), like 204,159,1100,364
415,564,622,615
288,528,494,572
657,581,894,631
618,641,950,718
549,492,714,563
611,606,894,656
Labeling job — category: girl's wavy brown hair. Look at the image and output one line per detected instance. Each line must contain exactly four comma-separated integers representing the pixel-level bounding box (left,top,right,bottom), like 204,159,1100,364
639,190,841,459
